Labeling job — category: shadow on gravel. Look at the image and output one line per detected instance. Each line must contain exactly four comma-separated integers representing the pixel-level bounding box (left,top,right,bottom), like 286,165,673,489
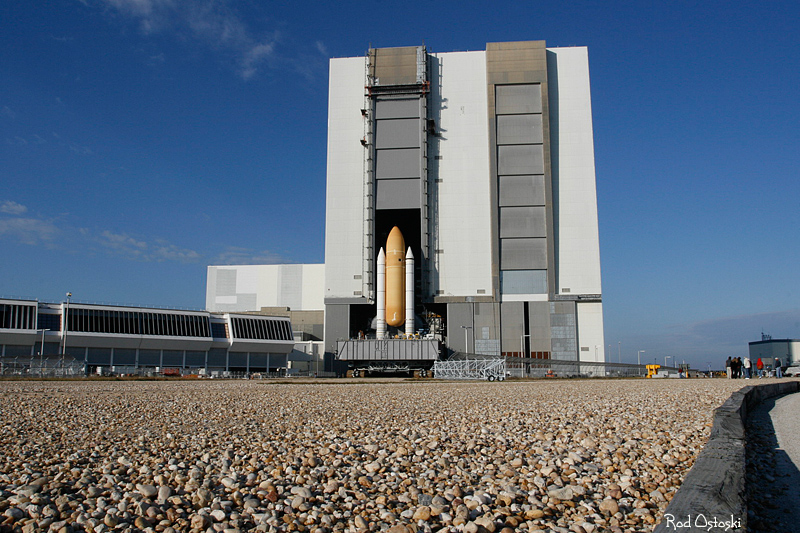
745,394,800,532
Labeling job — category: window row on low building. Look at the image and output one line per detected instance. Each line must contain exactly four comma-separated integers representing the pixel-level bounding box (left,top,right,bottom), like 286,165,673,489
1,300,294,343
65,307,211,338
229,317,292,341
0,303,37,330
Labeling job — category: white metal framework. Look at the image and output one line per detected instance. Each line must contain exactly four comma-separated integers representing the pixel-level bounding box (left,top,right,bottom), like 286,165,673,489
433,358,507,381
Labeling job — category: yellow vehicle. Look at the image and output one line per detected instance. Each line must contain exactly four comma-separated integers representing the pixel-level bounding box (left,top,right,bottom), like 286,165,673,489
646,364,661,378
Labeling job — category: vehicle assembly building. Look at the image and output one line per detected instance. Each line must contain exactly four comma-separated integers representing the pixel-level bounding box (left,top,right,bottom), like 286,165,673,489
207,40,605,373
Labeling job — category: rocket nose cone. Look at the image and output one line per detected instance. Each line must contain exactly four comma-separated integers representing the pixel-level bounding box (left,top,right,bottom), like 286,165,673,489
386,226,405,254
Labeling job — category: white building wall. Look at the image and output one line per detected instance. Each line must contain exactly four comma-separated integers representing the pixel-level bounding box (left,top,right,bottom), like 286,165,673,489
432,51,494,297
547,47,602,296
206,264,325,312
325,57,368,300
577,302,605,363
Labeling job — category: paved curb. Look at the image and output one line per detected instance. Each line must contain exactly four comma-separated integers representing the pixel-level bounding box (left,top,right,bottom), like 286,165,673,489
653,381,800,533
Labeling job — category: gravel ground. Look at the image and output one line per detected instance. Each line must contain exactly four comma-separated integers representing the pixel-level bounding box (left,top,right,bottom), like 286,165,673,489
0,379,744,533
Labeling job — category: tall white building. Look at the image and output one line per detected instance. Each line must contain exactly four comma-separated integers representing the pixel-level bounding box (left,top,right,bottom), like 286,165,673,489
323,41,604,362
208,41,605,365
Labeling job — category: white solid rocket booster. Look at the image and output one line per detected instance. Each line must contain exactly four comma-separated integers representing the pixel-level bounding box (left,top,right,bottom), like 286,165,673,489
405,247,414,337
376,247,386,339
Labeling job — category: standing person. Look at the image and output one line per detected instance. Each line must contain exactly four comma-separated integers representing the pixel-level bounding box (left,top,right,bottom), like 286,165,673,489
733,357,742,379
756,357,764,378
726,356,732,379
775,357,783,378
743,356,751,379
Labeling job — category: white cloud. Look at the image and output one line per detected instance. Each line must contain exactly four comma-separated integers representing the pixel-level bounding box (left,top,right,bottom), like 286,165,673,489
95,0,278,80
150,239,201,262
0,218,59,245
98,230,200,263
212,246,288,265
0,200,28,215
240,41,274,80
100,230,147,255
0,205,202,264
69,143,93,155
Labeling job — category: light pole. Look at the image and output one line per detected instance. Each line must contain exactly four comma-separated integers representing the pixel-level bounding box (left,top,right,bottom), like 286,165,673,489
638,350,645,377
37,329,47,377
61,293,72,374
664,355,672,368
461,325,473,354
618,341,621,364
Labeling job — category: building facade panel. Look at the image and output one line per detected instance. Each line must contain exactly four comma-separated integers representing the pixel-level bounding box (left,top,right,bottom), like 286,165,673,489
547,47,603,296
432,51,494,298
325,56,371,302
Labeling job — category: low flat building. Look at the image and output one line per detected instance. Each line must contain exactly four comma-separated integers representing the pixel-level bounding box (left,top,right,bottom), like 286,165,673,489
748,336,799,367
0,298,295,376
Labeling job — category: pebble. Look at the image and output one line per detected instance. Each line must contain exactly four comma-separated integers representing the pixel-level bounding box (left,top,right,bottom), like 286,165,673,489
0,379,743,533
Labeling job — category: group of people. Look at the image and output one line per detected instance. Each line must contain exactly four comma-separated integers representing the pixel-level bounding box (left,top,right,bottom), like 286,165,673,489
726,356,783,379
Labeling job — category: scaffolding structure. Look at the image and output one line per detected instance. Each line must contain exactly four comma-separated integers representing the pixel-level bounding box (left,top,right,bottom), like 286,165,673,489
433,358,507,381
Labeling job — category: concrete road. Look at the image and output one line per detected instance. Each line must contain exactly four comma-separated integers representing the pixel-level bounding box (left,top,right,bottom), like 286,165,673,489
747,392,800,531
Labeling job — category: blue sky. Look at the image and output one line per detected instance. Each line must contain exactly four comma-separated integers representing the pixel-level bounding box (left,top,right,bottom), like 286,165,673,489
2,1,799,367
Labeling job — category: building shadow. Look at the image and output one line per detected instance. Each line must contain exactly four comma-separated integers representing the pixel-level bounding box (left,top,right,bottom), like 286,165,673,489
745,393,800,532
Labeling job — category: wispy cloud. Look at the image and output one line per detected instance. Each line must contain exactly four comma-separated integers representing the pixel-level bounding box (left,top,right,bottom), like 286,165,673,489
0,200,28,215
0,201,201,264
212,246,289,265
0,218,60,245
1,106,16,119
6,136,28,146
94,0,279,80
69,143,93,155
98,230,200,263
620,309,800,365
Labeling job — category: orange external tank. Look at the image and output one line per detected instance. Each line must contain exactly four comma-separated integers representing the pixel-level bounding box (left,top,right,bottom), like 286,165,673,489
385,226,405,327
